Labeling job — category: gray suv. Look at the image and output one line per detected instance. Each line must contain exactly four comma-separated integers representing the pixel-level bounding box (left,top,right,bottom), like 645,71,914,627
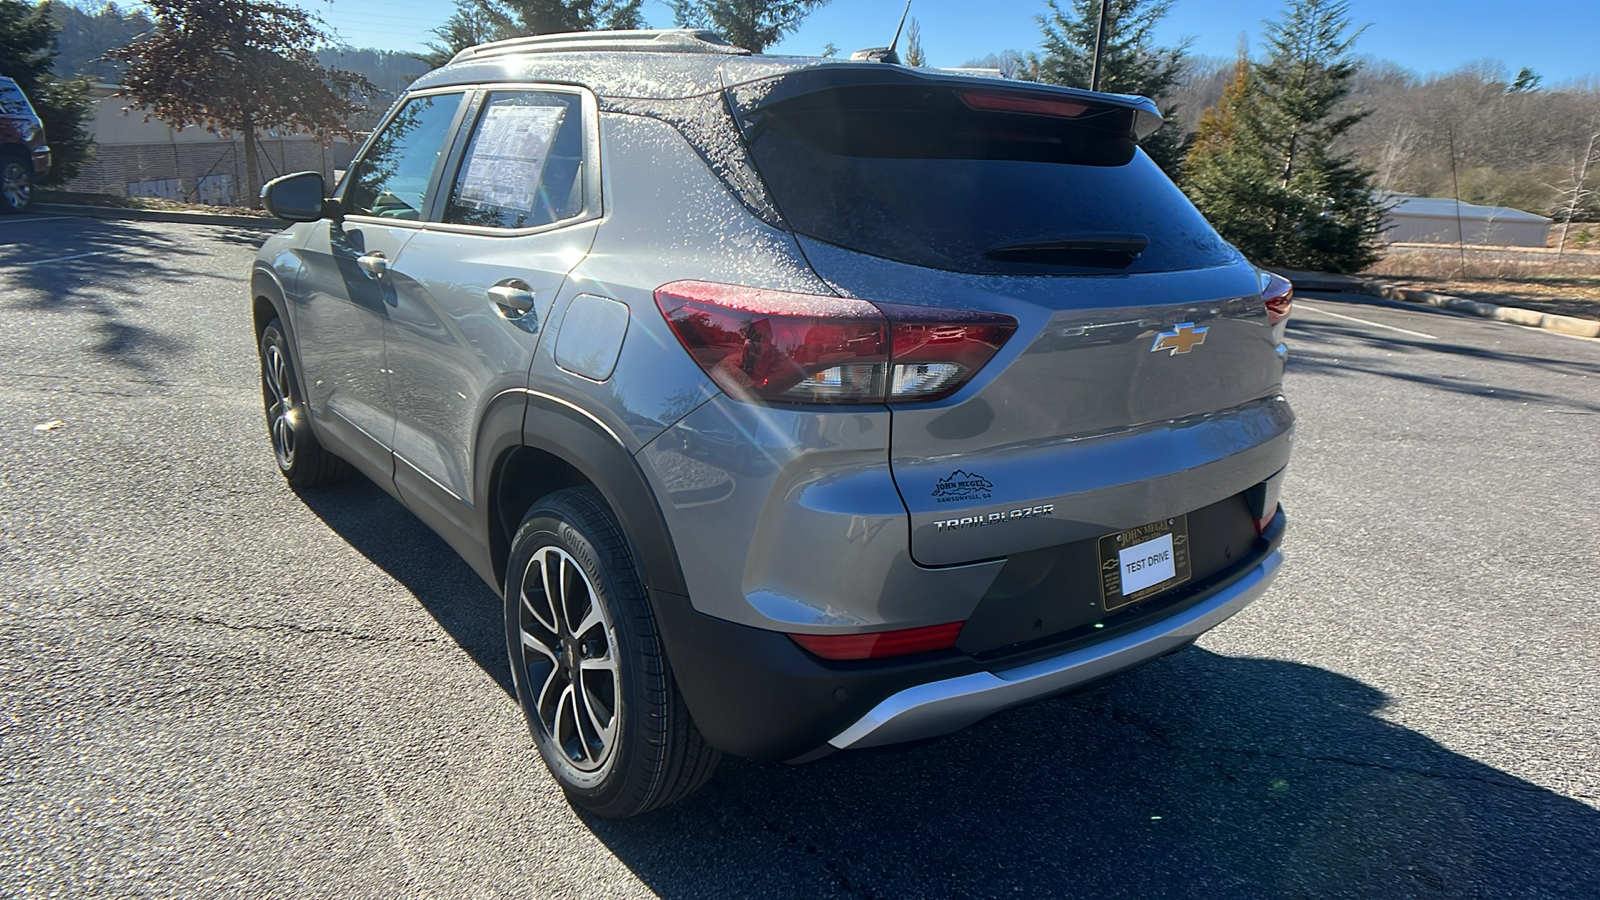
252,30,1294,818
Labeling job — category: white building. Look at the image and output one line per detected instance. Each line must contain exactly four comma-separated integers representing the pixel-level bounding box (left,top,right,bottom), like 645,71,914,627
67,84,355,206
1383,195,1552,248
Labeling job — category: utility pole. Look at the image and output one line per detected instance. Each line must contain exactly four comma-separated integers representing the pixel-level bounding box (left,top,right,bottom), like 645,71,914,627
1090,0,1111,91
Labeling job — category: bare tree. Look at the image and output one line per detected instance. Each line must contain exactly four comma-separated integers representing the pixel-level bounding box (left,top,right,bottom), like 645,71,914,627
1553,122,1599,257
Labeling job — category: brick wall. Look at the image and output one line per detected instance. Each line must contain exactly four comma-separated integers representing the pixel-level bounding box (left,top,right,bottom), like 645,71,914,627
67,138,357,206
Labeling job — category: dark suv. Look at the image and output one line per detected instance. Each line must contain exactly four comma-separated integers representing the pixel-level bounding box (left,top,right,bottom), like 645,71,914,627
252,30,1293,818
0,76,51,213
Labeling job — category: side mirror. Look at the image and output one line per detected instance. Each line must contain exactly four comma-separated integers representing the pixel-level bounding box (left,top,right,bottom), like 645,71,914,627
261,171,333,222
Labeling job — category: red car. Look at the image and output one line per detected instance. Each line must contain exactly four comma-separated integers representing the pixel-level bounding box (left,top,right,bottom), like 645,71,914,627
0,76,52,213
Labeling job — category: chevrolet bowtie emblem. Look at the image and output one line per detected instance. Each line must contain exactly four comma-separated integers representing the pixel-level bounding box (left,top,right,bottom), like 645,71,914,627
1151,322,1209,355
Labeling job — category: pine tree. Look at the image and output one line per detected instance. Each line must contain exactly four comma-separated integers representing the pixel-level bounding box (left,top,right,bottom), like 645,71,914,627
492,0,644,36
422,0,504,67
0,0,94,183
1181,0,1385,273
670,1,832,53
903,17,926,67
1034,0,1189,175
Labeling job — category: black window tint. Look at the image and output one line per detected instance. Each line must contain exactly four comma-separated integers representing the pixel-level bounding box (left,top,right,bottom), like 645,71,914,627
443,92,585,230
345,93,465,220
744,89,1237,276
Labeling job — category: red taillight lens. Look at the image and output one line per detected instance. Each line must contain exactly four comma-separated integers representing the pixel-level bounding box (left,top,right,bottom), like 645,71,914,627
958,89,1091,119
789,621,965,661
655,281,1016,405
1254,505,1279,535
1262,272,1293,328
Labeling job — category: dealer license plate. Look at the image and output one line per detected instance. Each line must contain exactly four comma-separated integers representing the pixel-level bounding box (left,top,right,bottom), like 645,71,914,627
1098,515,1192,612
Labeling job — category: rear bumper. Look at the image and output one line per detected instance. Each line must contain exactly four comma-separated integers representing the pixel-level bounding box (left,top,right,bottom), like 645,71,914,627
655,513,1284,761
828,547,1281,749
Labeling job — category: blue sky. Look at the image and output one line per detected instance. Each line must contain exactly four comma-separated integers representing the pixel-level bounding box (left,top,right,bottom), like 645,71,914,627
310,0,1597,83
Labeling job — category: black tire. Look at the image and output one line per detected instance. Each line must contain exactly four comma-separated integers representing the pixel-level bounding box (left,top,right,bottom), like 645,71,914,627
0,152,33,214
505,487,719,818
258,318,351,487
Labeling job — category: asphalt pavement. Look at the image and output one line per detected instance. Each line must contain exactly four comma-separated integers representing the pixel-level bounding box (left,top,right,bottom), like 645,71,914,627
2,215,1597,899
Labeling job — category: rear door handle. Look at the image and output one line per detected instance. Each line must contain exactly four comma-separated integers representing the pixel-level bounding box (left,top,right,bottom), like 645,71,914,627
489,281,536,319
357,252,389,278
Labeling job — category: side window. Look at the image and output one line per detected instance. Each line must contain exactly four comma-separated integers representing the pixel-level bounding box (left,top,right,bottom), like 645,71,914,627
443,91,586,230
345,92,465,220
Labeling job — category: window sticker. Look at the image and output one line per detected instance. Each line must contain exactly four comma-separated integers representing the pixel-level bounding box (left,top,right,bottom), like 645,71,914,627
456,104,567,214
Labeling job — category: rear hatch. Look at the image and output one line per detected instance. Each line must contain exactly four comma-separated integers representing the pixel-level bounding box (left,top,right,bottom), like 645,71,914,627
725,66,1293,566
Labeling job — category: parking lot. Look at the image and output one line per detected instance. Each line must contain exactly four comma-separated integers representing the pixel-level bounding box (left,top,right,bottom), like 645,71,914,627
3,214,1597,898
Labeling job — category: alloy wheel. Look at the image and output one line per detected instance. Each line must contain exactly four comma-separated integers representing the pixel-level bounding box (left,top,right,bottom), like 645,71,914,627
262,342,297,470
517,545,620,773
1,161,30,211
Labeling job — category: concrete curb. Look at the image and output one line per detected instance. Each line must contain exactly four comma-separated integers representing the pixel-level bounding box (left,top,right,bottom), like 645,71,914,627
31,202,279,230
1273,269,1600,339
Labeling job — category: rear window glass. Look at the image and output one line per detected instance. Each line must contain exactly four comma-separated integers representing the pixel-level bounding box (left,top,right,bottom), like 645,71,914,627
739,85,1237,276
0,81,34,117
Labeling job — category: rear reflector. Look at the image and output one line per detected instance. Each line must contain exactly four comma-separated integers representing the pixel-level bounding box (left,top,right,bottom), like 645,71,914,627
789,621,965,661
958,89,1090,119
655,281,1015,405
1254,506,1279,535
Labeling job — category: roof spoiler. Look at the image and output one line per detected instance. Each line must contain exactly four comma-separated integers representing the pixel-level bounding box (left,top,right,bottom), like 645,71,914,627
724,64,1164,142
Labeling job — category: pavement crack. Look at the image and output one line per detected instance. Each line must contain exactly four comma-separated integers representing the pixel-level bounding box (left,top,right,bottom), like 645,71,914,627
30,606,440,647
1139,733,1551,796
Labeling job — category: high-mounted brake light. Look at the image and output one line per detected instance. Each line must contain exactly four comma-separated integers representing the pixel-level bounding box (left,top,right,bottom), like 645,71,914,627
958,89,1091,119
788,621,965,661
1261,271,1293,345
654,281,1016,405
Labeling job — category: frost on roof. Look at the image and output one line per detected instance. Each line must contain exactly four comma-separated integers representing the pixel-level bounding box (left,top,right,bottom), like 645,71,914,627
602,91,785,228
414,51,730,100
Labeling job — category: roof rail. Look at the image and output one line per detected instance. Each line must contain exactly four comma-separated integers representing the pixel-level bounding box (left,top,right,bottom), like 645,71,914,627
449,29,750,64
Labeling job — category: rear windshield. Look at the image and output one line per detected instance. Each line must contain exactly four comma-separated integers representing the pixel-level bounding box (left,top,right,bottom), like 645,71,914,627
0,81,35,118
738,83,1237,276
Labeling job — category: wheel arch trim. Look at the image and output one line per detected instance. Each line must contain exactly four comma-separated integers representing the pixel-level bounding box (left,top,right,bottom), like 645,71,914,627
483,388,688,598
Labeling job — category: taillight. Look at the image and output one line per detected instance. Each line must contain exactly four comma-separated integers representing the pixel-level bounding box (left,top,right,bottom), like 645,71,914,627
654,281,1016,405
788,621,965,661
1254,506,1278,535
1261,271,1293,345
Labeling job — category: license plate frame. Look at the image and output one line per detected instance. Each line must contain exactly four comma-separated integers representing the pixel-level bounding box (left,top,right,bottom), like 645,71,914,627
1098,515,1192,611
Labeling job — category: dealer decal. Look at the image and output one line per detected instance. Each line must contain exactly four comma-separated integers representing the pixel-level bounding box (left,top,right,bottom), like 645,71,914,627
931,469,995,503
934,504,1055,532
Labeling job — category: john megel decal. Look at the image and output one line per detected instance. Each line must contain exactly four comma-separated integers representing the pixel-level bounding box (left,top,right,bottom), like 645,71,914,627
931,469,994,503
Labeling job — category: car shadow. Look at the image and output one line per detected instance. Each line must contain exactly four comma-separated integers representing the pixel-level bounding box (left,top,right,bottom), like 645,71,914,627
292,479,1599,898
595,649,1600,899
293,478,514,695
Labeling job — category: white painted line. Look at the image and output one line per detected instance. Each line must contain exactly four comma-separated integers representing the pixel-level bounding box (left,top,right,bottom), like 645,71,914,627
1295,302,1438,340
0,215,70,226
8,249,121,267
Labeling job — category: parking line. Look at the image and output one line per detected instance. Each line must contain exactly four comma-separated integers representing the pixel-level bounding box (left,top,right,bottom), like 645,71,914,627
0,215,69,226
9,249,122,267
1295,302,1438,340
